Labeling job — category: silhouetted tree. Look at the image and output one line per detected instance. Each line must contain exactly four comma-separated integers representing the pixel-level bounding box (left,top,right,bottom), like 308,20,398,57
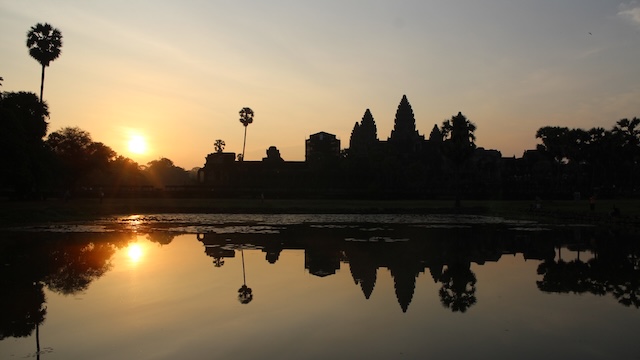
0,91,51,196
46,127,116,189
26,23,62,103
107,155,143,189
536,126,571,164
612,118,640,192
0,91,49,141
214,139,225,153
441,112,476,207
144,157,190,187
239,107,254,161
534,120,640,196
582,127,611,190
264,146,284,162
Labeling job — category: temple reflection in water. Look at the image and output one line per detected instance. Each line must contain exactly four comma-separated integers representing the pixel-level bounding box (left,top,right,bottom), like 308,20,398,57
195,222,640,313
1,220,639,359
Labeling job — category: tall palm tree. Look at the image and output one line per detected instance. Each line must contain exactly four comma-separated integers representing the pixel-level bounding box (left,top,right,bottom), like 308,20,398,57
441,112,476,207
26,23,63,103
238,107,254,161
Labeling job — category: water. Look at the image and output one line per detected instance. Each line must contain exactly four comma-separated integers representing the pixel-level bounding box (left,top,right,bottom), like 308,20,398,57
1,214,639,359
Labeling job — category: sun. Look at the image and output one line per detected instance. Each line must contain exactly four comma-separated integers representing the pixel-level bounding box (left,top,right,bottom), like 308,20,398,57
128,135,147,154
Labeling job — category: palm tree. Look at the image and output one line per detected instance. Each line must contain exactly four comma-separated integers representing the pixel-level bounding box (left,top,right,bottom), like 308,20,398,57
238,107,254,161
26,23,63,103
441,112,476,207
214,139,225,153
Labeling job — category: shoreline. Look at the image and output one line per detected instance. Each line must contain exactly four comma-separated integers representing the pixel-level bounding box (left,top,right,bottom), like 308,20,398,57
1,197,638,229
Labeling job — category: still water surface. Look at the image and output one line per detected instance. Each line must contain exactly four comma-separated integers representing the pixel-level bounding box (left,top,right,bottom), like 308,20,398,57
1,214,639,359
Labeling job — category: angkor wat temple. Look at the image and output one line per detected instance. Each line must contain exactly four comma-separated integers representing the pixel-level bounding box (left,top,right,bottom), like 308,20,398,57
197,95,543,199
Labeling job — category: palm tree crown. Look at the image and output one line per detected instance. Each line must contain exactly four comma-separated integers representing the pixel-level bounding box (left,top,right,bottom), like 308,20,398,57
239,107,254,127
26,23,63,102
27,23,62,66
239,107,254,161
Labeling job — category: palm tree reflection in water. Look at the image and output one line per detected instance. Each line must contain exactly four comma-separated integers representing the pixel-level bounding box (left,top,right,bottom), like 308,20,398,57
238,247,253,304
438,263,477,313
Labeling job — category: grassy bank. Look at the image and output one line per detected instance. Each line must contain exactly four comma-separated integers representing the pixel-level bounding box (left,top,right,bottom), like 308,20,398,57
1,196,638,228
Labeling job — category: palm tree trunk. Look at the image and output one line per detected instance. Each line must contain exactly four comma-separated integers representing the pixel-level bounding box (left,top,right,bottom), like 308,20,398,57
454,164,461,208
241,126,247,161
36,323,41,360
39,65,46,103
241,247,247,286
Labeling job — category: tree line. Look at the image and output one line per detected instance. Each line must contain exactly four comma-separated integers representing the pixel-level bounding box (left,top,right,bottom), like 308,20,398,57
0,91,195,198
532,118,640,197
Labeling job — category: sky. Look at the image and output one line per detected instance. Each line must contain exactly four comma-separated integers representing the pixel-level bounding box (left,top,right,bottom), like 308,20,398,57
1,1,639,169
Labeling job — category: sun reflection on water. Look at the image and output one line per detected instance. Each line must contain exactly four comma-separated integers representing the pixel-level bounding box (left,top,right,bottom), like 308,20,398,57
126,243,145,264
123,215,144,233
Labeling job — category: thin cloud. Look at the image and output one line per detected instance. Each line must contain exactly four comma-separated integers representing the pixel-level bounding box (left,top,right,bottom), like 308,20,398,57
618,1,640,26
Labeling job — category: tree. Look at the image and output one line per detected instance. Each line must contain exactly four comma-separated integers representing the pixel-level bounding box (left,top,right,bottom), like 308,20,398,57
239,107,254,161
441,112,476,207
0,91,51,196
582,127,612,191
108,156,143,188
0,91,49,140
46,127,116,189
26,23,63,103
441,112,477,164
214,139,225,153
535,126,571,164
612,118,640,192
144,157,190,187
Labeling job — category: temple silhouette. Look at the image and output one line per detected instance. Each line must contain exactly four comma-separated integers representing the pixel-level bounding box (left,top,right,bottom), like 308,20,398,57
198,95,504,199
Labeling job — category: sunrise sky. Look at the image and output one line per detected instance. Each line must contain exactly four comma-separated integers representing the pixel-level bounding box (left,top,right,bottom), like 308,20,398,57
1,1,639,169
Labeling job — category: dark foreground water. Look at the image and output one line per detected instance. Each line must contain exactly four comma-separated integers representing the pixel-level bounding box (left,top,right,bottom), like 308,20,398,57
1,214,639,359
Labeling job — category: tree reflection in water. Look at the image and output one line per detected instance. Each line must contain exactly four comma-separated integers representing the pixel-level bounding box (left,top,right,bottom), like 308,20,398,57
438,263,477,313
2,220,639,347
237,247,253,304
198,222,640,314
0,231,132,343
537,236,640,308
43,240,117,295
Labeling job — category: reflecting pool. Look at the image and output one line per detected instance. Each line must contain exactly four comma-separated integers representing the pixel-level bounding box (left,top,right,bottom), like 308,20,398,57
1,214,639,359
